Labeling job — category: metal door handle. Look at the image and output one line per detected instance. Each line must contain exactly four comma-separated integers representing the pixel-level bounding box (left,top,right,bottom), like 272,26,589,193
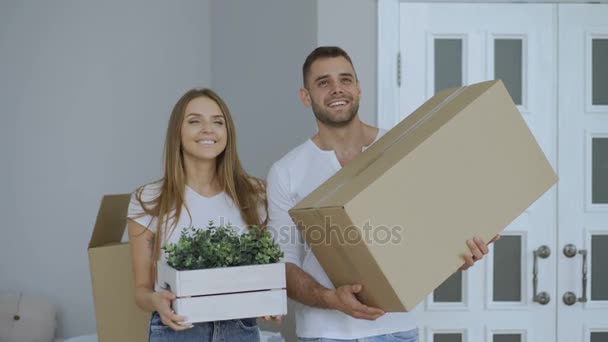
533,245,551,305
562,244,588,305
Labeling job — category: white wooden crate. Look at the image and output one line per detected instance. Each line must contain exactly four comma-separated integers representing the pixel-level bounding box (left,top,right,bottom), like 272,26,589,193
157,262,287,323
174,289,287,323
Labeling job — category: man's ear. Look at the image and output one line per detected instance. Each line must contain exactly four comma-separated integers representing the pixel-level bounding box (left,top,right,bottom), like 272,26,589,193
299,87,312,107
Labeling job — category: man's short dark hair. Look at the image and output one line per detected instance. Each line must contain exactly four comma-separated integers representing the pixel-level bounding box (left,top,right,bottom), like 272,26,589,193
302,46,356,87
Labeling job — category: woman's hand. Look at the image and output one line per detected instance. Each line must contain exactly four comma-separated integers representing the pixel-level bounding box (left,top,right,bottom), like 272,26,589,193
260,315,283,323
153,290,193,331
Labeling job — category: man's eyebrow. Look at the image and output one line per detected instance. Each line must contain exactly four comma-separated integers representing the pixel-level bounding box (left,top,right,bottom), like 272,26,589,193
313,72,355,84
313,74,329,83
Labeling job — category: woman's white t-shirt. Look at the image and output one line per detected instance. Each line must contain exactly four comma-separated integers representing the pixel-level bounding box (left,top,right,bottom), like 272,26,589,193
127,183,253,289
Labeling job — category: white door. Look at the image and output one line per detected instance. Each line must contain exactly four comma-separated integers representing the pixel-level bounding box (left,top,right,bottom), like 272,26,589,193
557,4,608,342
399,4,557,342
391,2,608,341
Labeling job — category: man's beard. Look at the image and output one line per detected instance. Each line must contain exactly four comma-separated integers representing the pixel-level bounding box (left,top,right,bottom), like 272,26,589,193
311,99,360,128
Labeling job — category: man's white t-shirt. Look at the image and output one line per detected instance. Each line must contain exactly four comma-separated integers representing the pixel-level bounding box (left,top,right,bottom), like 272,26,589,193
127,183,251,290
266,130,417,339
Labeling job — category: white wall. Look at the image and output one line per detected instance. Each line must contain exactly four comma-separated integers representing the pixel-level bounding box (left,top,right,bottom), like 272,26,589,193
317,0,378,126
0,0,212,337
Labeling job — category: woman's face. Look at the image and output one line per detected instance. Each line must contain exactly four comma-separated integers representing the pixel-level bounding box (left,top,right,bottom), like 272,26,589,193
180,96,228,163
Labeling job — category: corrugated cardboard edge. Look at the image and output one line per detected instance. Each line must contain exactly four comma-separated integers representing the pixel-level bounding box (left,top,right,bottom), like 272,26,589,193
329,206,405,312
88,194,131,249
88,244,149,342
87,193,149,341
288,206,405,312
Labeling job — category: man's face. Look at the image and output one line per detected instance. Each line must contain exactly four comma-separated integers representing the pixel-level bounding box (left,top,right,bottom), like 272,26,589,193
300,56,361,128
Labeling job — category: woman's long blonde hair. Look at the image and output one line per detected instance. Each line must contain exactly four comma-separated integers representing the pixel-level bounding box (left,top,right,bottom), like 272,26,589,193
134,88,267,274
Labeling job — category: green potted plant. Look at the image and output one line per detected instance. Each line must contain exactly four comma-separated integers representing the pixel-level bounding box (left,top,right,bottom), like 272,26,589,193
157,222,286,324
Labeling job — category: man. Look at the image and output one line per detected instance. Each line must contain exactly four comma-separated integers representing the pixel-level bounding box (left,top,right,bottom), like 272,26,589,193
266,46,494,341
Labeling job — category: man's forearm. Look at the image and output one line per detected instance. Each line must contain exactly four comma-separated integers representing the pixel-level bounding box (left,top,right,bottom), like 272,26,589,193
285,263,335,309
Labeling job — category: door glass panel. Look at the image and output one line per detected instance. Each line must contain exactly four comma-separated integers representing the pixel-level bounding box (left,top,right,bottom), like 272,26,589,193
592,39,608,105
494,334,522,342
435,38,463,93
591,332,608,342
493,235,522,301
495,39,523,105
435,333,463,342
434,271,462,302
592,234,608,300
592,137,608,204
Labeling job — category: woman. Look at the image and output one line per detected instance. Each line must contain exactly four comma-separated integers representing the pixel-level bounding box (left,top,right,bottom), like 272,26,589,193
127,88,273,341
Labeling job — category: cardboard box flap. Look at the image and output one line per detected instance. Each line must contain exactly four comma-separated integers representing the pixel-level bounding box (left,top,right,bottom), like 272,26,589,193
292,80,501,212
89,194,131,249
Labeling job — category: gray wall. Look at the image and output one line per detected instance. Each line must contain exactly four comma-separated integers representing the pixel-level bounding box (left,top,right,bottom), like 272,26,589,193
210,0,378,180
317,0,378,127
0,0,212,337
210,0,318,179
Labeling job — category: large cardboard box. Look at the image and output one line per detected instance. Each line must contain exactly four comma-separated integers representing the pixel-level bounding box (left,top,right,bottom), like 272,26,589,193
88,194,149,342
157,262,287,323
288,80,558,312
